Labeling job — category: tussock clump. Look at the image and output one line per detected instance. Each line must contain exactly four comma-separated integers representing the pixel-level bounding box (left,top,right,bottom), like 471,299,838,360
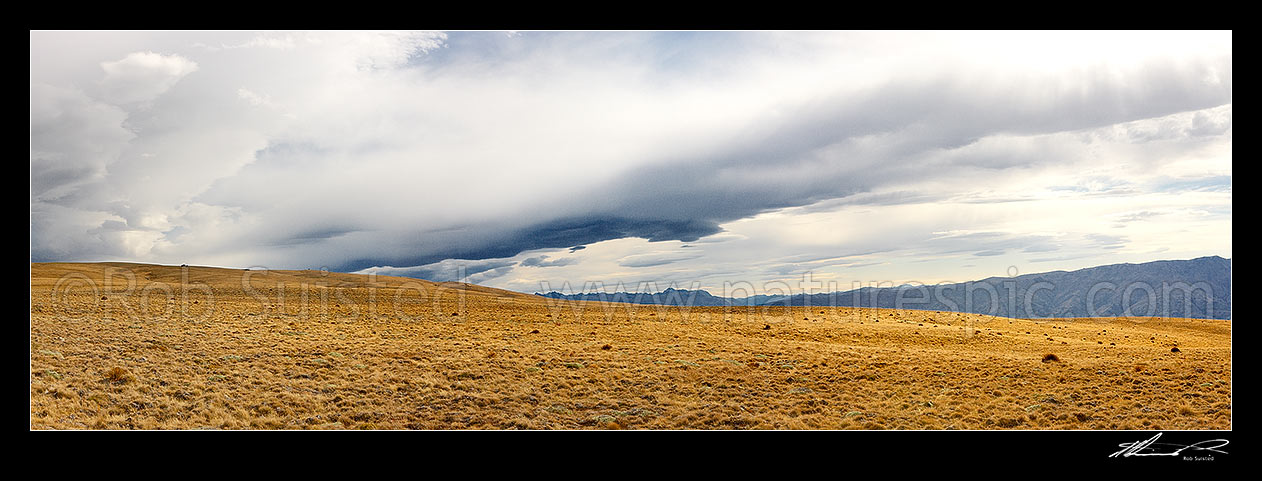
1041,353,1060,363
104,367,133,384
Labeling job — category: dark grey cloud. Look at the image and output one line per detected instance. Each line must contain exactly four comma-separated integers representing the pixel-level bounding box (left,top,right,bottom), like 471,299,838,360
182,39,1230,275
331,216,721,272
414,56,1230,268
29,84,133,202
268,226,359,246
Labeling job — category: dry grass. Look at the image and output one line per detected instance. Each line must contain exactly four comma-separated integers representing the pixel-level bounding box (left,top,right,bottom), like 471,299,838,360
30,262,1231,430
104,367,134,384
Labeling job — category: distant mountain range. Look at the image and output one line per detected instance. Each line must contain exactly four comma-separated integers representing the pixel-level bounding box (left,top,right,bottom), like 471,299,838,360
535,256,1231,319
537,287,777,307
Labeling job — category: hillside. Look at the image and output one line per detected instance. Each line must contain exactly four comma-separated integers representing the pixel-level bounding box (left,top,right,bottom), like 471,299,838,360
538,257,1231,320
777,256,1231,319
31,262,1231,430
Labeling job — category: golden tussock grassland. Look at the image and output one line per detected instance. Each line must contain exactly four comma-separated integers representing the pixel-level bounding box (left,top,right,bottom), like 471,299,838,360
30,262,1230,430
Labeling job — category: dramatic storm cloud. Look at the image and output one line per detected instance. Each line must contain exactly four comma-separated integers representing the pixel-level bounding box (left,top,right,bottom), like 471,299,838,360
30,31,1231,292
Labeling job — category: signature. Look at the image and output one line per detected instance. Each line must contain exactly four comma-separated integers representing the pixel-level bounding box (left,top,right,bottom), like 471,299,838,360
1110,433,1230,458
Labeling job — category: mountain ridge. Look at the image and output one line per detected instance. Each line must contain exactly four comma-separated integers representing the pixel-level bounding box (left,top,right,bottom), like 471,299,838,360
536,256,1231,319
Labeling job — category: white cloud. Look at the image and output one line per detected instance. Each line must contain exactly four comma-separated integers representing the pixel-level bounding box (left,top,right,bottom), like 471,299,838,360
236,88,272,107
618,251,704,268
98,51,198,104
210,31,447,71
30,31,1231,293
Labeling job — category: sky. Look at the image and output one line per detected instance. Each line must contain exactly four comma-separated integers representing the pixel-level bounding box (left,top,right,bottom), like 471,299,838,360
30,31,1232,296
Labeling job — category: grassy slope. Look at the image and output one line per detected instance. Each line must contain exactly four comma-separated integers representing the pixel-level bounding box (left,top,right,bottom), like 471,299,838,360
30,263,1231,429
